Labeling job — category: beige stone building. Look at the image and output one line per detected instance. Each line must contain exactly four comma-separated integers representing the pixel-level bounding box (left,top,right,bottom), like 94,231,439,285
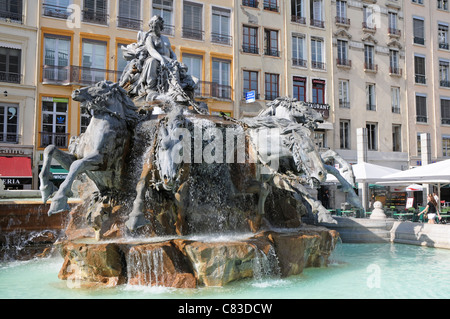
329,0,408,169
404,0,450,167
0,0,39,189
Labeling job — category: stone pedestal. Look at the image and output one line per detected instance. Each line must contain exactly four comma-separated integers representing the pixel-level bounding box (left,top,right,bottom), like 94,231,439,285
370,201,387,220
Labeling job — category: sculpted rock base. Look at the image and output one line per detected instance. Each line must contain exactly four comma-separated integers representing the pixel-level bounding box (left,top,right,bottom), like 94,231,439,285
56,226,339,288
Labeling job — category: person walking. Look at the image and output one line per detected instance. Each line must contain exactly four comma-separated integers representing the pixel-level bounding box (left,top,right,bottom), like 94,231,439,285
418,194,442,224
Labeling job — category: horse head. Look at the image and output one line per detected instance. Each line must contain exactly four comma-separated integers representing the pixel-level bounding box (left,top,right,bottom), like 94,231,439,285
155,108,189,192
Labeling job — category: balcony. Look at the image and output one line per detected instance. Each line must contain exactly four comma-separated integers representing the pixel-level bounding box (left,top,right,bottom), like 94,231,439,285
336,58,352,68
42,65,121,86
0,72,21,84
364,62,378,72
414,37,425,45
442,118,450,125
117,16,142,30
415,74,426,84
39,132,69,148
0,133,19,144
242,45,259,54
335,16,350,26
43,3,71,19
441,80,450,88
439,42,449,50
311,61,326,70
182,27,204,40
292,58,307,67
310,19,325,28
195,81,232,100
0,9,23,23
291,15,306,24
211,33,232,45
243,0,259,8
264,48,280,57
82,9,108,25
388,27,401,37
389,66,402,76
416,116,427,123
362,22,376,32
162,24,175,36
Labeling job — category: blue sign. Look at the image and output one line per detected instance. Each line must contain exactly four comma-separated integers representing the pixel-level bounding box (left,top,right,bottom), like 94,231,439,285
245,90,256,103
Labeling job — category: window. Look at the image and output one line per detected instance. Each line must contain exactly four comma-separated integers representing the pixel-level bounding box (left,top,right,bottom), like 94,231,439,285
440,60,450,87
364,45,376,71
414,55,426,84
391,87,400,113
183,1,203,40
43,0,71,19
264,29,279,57
439,24,449,50
336,0,348,24
366,123,378,151
312,79,325,104
243,0,258,8
116,43,128,80
389,50,400,74
212,59,231,99
366,83,376,111
243,70,258,98
441,98,450,125
243,26,258,54
0,0,22,22
311,37,324,69
413,18,425,45
182,53,203,94
337,40,350,66
80,110,91,134
265,73,279,100
81,39,107,85
388,12,400,35
83,0,108,25
340,120,350,149
211,7,231,45
291,0,305,24
443,136,450,157
41,97,69,148
310,0,324,28
438,0,449,10
417,133,422,156
363,5,375,29
264,0,279,12
292,33,306,67
118,0,141,30
293,76,306,102
416,94,427,123
314,131,327,149
412,0,424,4
43,35,70,83
392,125,401,152
339,79,350,108
0,47,21,83
153,0,174,35
0,103,18,143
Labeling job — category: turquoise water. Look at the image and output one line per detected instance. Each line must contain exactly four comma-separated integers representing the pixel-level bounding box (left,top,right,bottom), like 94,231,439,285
1,243,449,299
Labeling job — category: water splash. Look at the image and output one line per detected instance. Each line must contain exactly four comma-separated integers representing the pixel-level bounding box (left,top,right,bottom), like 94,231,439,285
252,245,281,281
127,247,165,286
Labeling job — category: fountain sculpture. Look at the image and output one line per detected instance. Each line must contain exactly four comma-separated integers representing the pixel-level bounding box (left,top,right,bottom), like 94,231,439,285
39,16,362,288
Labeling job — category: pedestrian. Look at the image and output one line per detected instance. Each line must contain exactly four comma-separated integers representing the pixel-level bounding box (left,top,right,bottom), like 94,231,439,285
418,194,442,224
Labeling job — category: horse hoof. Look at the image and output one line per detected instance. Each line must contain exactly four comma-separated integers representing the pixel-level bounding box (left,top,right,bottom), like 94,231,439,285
48,201,70,216
40,183,55,204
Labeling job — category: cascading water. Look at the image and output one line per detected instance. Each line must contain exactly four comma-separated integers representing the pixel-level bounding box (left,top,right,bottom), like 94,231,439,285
126,247,165,286
252,245,281,281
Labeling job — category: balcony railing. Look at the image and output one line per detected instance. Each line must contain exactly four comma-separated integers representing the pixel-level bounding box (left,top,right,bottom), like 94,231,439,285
362,22,376,31
442,118,450,125
182,27,204,40
0,72,21,84
389,66,402,76
0,10,23,23
291,15,306,24
242,45,259,54
82,9,108,25
161,24,175,36
414,37,425,45
415,74,426,84
0,133,19,144
195,81,232,100
439,42,449,50
311,19,325,28
243,0,259,8
335,16,350,25
337,58,352,67
416,115,427,123
117,16,142,30
263,2,279,12
211,33,232,45
364,62,378,72
42,65,121,86
39,132,69,148
441,80,450,87
388,27,401,36
264,48,280,57
43,3,71,19
311,61,326,70
292,58,307,67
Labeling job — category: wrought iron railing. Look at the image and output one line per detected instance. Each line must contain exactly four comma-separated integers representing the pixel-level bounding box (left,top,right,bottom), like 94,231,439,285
242,45,259,54
39,132,69,148
335,16,350,25
0,72,21,84
211,33,232,45
414,36,425,45
195,81,232,100
311,61,326,69
162,24,175,36
243,0,259,8
82,9,108,25
388,27,401,36
292,58,307,67
42,65,121,86
337,58,352,67
415,74,426,84
264,48,280,57
182,27,204,40
291,15,306,24
0,10,23,23
364,62,378,72
0,133,19,144
117,16,142,30
311,19,324,28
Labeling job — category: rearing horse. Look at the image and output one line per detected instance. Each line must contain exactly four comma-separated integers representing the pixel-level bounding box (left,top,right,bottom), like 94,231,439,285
39,81,139,216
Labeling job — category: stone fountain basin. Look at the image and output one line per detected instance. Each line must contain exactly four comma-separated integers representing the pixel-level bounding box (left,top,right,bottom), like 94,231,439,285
56,225,339,289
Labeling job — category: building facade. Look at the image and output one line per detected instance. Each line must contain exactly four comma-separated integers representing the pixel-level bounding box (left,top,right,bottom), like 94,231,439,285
0,0,38,189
